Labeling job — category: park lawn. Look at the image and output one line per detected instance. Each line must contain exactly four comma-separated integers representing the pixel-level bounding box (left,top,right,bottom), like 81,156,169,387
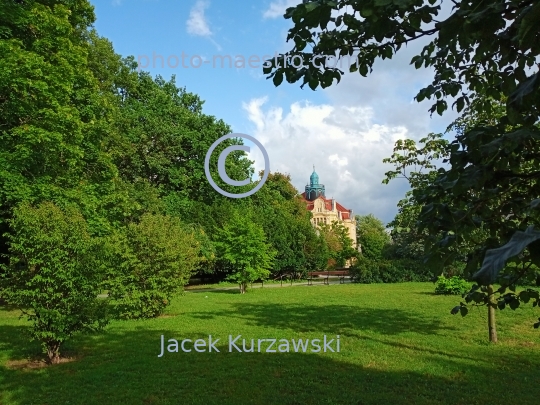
0,282,539,405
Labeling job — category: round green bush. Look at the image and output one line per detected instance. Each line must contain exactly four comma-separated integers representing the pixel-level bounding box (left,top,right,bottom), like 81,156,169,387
434,275,470,295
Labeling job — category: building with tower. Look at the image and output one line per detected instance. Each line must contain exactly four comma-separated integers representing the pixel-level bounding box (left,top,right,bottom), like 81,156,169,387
301,167,357,251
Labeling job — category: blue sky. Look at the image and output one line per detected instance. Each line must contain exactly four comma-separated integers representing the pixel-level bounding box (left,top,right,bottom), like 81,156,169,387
91,0,327,133
90,0,457,225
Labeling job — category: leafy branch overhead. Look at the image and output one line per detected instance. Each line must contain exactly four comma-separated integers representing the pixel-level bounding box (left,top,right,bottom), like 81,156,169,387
264,0,540,122
472,226,540,285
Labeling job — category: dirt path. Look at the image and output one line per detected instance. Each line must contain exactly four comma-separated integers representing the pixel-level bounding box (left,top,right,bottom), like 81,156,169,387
185,279,353,293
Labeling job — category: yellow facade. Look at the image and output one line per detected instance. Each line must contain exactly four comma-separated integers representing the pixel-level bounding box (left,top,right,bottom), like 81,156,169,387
309,196,357,250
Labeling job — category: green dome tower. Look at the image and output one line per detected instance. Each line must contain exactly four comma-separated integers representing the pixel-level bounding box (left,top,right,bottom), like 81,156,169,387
305,166,326,201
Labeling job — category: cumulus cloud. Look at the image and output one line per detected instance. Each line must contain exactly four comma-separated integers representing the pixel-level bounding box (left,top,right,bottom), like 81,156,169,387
242,97,412,225
322,34,460,140
263,0,301,19
252,0,460,225
186,0,212,37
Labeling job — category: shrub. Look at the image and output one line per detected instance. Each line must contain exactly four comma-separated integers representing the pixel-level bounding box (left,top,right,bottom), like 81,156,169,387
349,257,434,283
0,202,108,364
434,275,470,295
106,213,201,319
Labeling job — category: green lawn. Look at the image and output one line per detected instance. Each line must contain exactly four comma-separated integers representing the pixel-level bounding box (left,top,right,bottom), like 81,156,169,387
1,282,539,405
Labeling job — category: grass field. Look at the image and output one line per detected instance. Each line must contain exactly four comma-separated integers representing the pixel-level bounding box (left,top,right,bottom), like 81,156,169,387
1,282,539,405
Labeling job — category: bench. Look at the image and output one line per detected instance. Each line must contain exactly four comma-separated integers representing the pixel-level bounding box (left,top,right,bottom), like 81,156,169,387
308,270,350,285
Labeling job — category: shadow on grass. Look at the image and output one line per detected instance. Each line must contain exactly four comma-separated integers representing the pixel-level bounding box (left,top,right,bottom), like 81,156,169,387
1,323,539,405
355,334,479,363
186,303,456,337
0,324,43,363
413,291,440,296
187,289,240,295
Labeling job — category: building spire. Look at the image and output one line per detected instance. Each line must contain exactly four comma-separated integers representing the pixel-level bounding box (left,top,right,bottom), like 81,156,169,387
306,165,325,200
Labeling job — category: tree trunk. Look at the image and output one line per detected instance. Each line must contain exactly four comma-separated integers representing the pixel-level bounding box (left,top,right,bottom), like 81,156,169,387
487,284,498,343
239,283,246,294
46,341,61,364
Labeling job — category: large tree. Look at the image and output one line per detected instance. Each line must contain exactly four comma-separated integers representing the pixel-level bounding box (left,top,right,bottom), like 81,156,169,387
265,0,540,340
0,0,126,239
114,73,253,213
250,172,324,278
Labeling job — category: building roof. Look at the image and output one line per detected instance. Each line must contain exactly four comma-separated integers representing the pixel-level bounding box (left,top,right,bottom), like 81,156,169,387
300,193,353,220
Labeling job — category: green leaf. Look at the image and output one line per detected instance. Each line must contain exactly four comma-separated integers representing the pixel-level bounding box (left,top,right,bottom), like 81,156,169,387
436,100,447,115
509,298,520,310
517,2,540,48
409,13,421,30
455,97,465,113
383,46,393,59
320,6,332,29
519,290,530,303
305,2,319,12
359,63,368,77
507,72,540,111
361,7,373,18
273,71,284,86
528,240,540,267
473,226,540,285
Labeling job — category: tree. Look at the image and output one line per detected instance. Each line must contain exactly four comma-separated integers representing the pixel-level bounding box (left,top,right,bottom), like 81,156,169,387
319,220,357,268
265,0,540,339
105,213,201,319
384,102,539,340
215,211,276,294
250,172,322,278
385,197,426,262
0,202,108,364
114,72,253,212
383,133,470,271
356,214,391,260
0,0,125,239
304,229,331,271
417,98,540,342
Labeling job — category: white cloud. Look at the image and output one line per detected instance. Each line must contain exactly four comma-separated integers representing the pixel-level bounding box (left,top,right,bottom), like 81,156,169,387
112,0,123,5
322,35,460,139
250,0,460,224
263,0,301,19
242,97,411,225
186,0,212,37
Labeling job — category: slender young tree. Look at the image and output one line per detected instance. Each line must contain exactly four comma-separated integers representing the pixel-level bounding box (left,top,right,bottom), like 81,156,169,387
215,212,276,294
